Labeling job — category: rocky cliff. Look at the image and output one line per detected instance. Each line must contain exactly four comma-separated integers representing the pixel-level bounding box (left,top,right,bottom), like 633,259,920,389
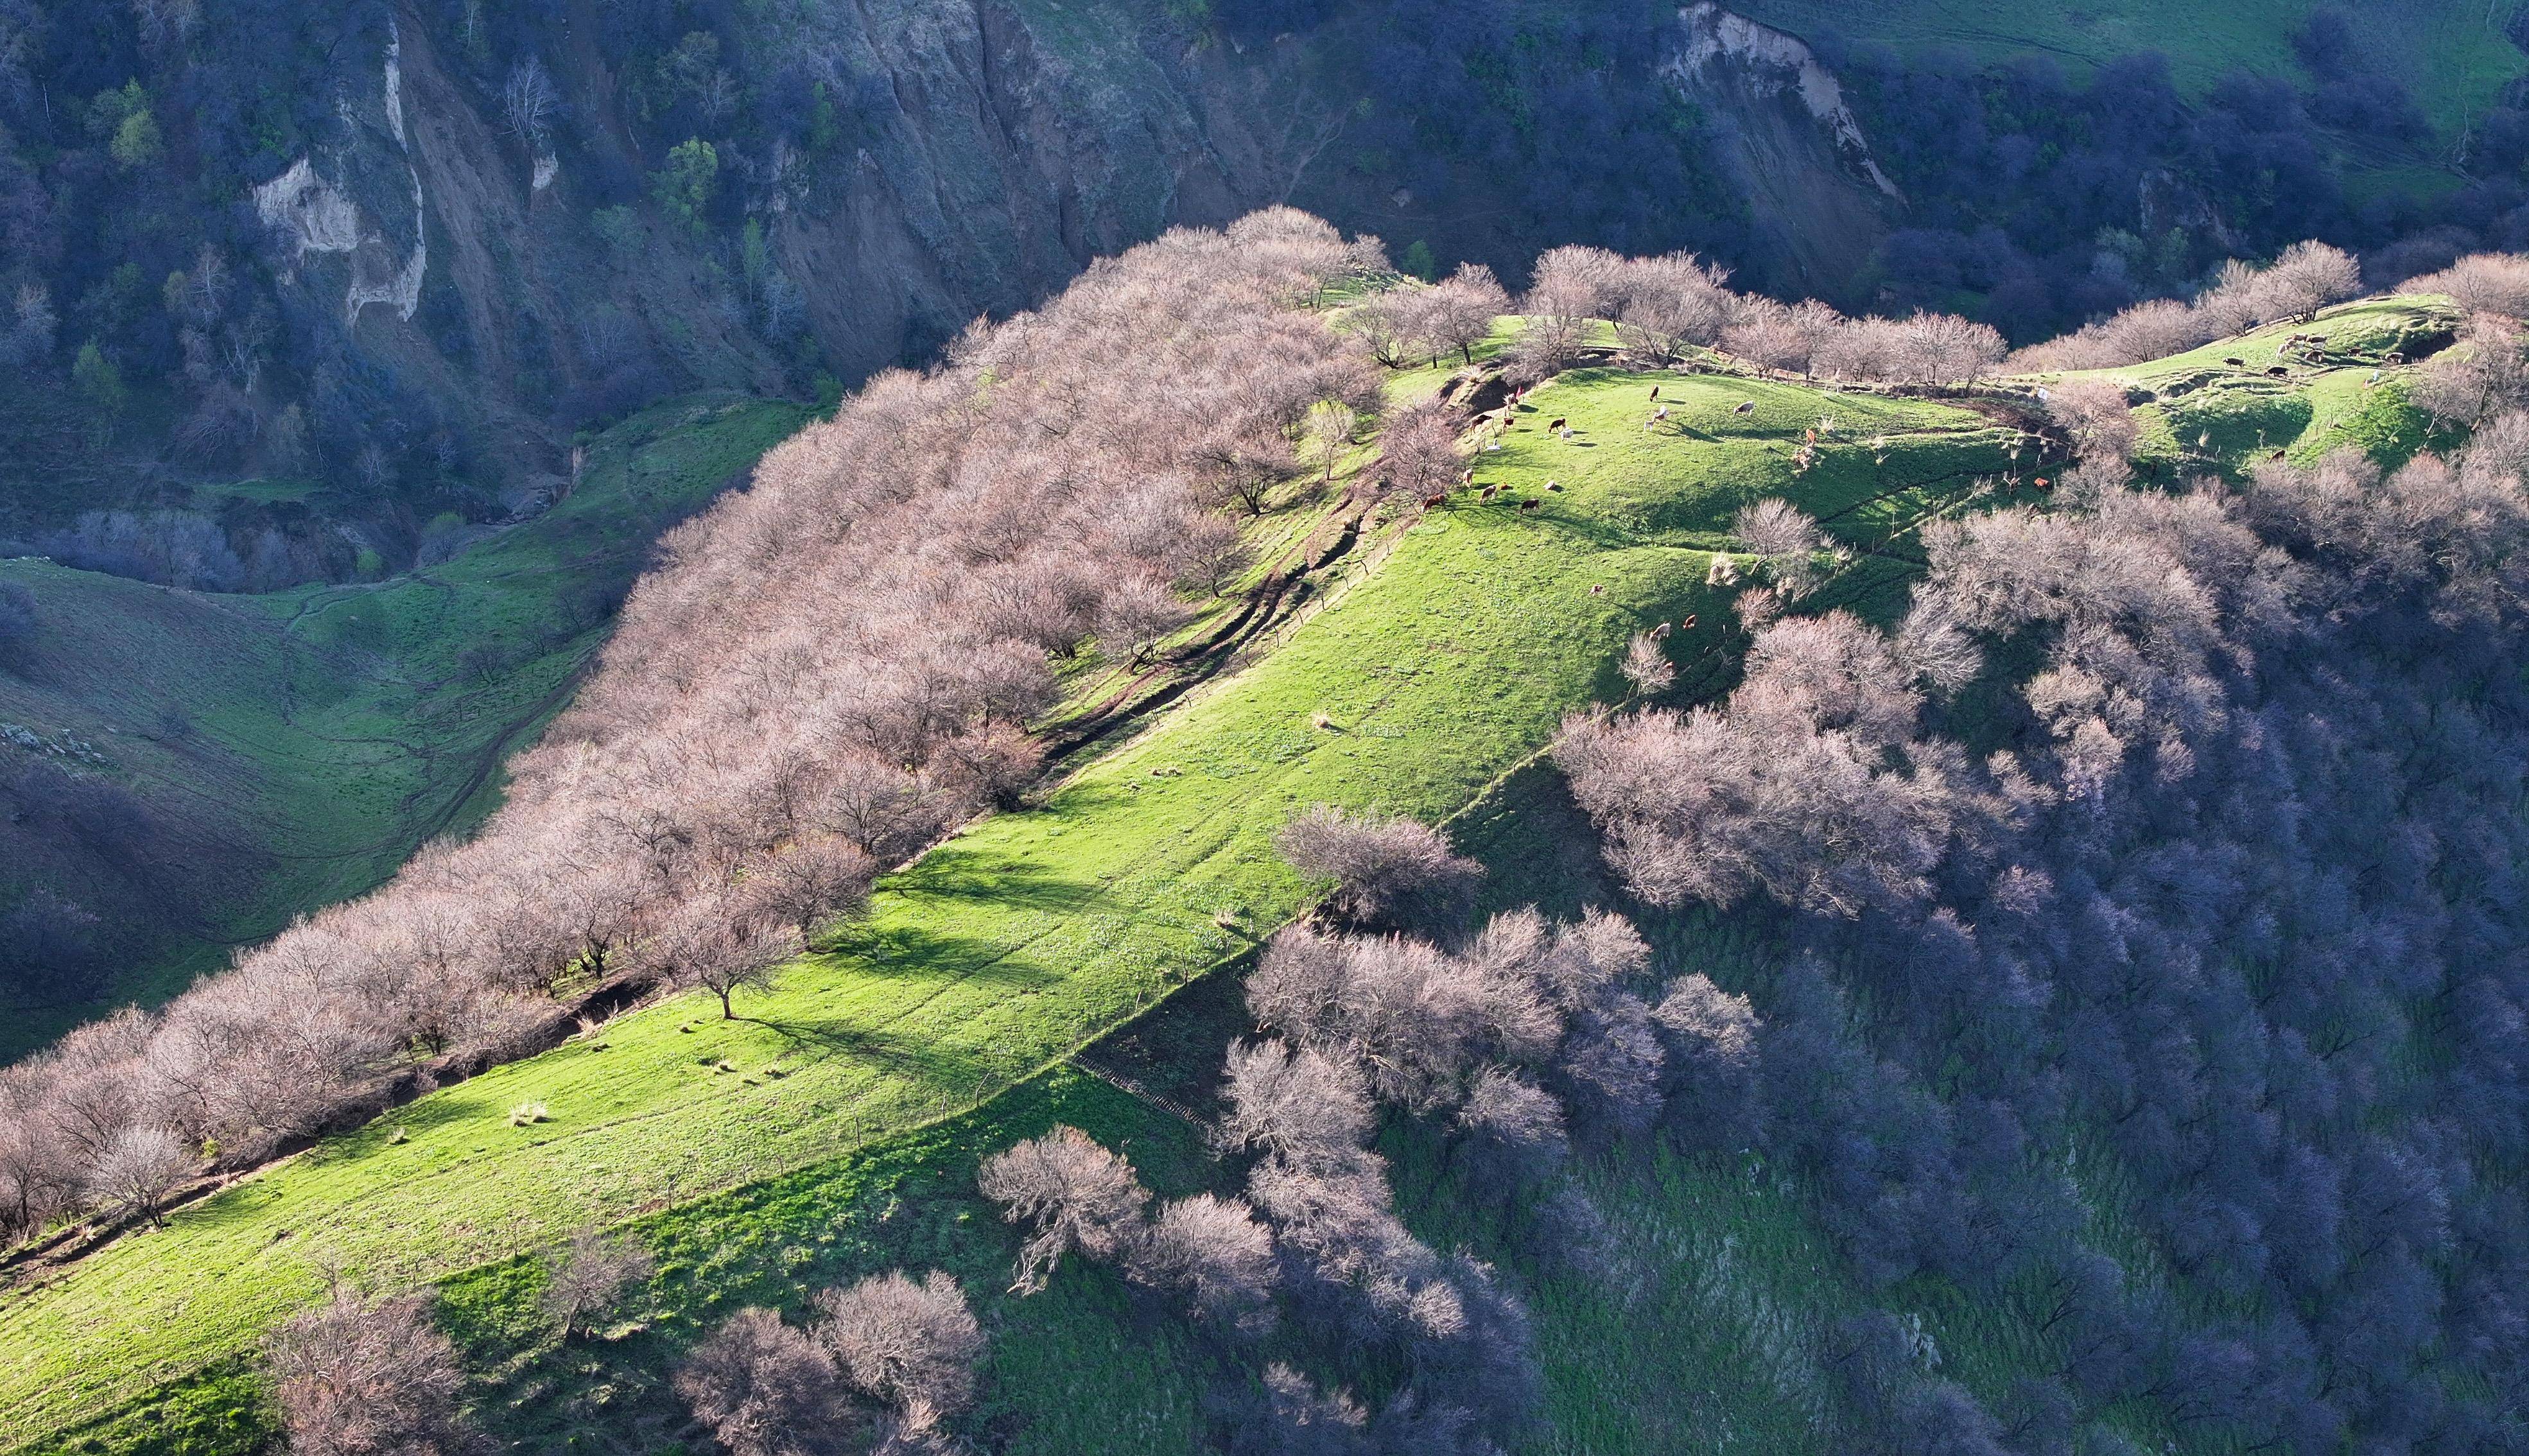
0,0,1893,560
247,0,1305,496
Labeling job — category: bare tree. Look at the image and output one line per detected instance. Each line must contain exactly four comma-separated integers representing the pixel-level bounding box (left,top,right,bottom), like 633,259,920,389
1454,1065,1567,1179
129,0,200,46
1652,974,1760,1071
267,1289,478,1456
1731,498,1825,598
1218,1037,1374,1168
1273,805,1480,927
675,1307,856,1456
1612,252,1732,365
1369,399,1464,506
1299,398,1359,487
976,1125,1150,1292
1619,632,1675,696
2046,379,2140,464
502,58,561,150
2413,315,2529,428
1343,294,1417,368
1251,1362,1369,1451
2255,240,2361,324
83,1123,193,1229
813,1270,984,1428
1723,296,1843,380
542,1226,654,1339
1421,263,1511,365
1555,612,1958,917
1125,1193,1278,1332
740,838,875,938
1093,571,1194,666
2,283,56,368
643,899,801,1019
2398,252,2529,319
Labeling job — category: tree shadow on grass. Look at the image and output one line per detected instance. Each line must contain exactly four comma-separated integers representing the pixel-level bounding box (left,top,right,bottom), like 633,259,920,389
740,1012,1000,1091
883,845,1107,915
817,921,1070,992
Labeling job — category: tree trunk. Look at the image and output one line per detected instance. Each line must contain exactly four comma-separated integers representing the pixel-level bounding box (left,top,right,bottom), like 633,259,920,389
718,988,734,1019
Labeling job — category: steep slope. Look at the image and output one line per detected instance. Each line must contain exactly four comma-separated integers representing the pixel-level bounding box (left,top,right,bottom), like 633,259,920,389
1734,0,2524,134
0,397,806,1058
0,358,2021,1450
9,292,2458,1455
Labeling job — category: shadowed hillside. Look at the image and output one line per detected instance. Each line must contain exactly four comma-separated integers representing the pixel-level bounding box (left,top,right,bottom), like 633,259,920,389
0,396,805,1059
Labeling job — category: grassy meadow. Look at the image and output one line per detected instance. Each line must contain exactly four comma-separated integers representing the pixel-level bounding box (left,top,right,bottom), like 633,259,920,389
2029,295,2458,474
0,365,2025,1452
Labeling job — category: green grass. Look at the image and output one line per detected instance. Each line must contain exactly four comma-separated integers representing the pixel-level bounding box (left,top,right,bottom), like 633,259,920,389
13,322,2429,1454
0,396,806,1059
1732,0,2525,137
2024,295,2457,477
0,368,2019,1451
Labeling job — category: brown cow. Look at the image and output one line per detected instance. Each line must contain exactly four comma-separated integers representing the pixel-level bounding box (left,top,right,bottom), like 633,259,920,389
1519,499,1541,512
1422,494,1448,508
1681,614,1697,631
1547,417,1567,431
2266,365,2290,377
2223,356,2247,367
1733,400,1755,415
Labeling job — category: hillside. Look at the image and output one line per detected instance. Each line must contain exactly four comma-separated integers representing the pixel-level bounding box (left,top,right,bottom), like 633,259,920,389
1735,0,2525,134
4,0,2519,585
0,276,2471,1454
0,343,2026,1448
0,397,806,1058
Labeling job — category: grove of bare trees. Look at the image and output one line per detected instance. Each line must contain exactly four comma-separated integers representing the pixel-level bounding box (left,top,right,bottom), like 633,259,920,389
0,211,1389,1251
2008,240,2363,370
1556,382,2529,1448
966,804,1775,1454
1468,243,2007,388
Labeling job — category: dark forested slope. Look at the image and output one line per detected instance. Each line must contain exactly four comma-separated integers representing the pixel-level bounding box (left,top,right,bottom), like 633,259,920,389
6,0,2521,580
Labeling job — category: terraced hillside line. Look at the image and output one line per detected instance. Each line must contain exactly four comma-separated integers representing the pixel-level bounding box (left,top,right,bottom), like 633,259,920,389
0,371,2016,1448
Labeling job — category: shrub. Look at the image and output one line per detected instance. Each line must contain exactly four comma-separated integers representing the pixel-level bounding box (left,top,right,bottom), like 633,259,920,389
674,1307,855,1456
267,1290,477,1456
1273,805,1479,928
975,1125,1149,1292
813,1270,984,1425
